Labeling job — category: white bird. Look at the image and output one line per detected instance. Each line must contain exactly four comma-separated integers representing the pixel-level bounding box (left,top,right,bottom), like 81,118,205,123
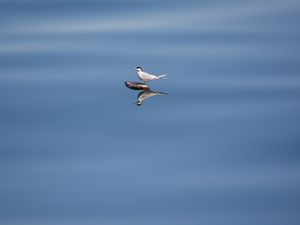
134,66,167,83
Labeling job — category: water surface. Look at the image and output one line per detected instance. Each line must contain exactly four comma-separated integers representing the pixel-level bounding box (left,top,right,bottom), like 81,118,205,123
1,0,300,224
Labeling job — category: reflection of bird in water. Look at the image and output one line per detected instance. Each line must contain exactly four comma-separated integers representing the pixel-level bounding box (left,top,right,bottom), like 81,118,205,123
136,90,168,106
134,66,167,84
124,81,168,106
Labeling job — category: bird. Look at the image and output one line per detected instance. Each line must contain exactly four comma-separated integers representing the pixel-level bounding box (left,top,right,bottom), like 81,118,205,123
135,90,168,106
134,66,167,84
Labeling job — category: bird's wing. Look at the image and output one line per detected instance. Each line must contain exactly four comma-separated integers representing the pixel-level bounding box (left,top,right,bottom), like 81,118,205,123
141,71,155,78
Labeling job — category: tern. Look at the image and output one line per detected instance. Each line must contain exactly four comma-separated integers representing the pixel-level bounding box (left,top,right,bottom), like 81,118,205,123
134,66,167,84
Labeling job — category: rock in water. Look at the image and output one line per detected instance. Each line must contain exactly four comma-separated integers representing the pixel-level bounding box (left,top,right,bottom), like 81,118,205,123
124,81,150,90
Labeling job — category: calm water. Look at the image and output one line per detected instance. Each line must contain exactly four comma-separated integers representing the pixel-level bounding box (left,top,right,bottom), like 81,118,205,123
1,0,300,224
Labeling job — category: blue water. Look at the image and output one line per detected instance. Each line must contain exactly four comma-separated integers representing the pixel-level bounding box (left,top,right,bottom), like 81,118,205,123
1,0,300,224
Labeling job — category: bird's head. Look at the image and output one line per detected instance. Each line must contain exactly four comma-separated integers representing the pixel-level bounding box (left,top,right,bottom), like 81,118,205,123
136,100,143,106
135,66,143,72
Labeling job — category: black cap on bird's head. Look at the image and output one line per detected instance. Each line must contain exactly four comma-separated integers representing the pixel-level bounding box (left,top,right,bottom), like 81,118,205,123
136,66,143,71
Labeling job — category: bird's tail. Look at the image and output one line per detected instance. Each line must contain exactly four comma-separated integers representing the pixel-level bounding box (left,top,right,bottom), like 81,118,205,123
156,91,168,95
157,74,168,79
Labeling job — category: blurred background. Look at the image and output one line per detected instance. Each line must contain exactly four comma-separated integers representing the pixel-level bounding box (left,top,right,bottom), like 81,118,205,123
1,0,300,224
